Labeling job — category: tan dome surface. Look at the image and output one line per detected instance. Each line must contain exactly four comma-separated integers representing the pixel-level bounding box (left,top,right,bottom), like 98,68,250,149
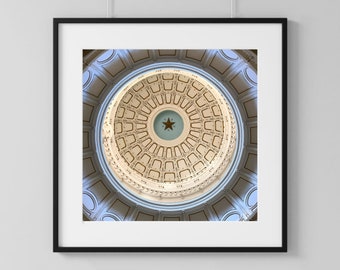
102,68,237,203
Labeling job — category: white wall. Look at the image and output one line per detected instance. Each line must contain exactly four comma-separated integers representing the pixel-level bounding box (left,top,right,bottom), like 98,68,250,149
1,0,339,269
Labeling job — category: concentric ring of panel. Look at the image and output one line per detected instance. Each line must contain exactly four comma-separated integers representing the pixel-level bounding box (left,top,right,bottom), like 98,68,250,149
101,68,238,204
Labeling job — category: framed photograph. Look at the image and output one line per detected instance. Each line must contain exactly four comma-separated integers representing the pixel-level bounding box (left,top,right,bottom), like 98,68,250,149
54,18,287,252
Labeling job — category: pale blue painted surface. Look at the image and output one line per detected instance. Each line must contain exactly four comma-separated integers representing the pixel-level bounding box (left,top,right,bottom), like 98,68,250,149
153,110,184,140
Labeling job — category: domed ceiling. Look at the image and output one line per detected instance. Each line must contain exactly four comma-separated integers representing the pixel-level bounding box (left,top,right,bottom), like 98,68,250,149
82,49,257,221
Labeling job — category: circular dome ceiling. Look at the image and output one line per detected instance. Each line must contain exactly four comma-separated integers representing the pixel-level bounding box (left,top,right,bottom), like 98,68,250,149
83,49,258,221
101,68,238,204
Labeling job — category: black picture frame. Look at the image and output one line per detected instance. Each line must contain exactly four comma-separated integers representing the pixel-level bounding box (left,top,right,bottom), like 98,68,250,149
53,18,287,252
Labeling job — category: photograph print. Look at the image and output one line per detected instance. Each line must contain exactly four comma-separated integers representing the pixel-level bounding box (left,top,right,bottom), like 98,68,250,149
82,49,258,222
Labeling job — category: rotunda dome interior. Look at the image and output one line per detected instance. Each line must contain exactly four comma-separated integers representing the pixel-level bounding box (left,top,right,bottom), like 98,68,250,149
82,49,257,221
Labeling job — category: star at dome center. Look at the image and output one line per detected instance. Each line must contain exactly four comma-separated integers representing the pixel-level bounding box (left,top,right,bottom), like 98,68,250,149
163,118,175,130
